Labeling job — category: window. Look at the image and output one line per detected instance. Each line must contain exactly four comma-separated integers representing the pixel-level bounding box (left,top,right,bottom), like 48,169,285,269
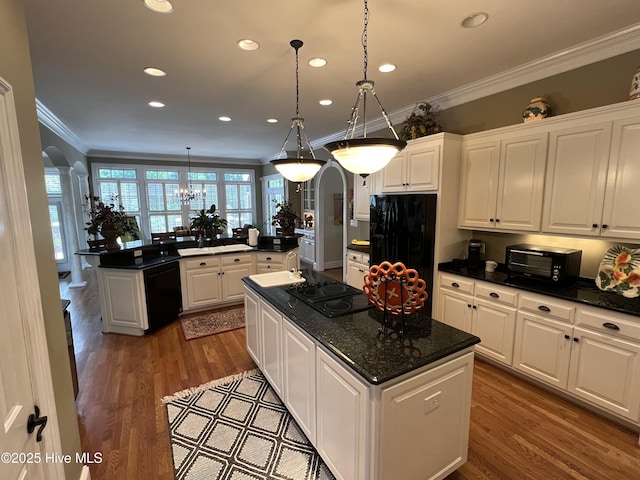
91,163,256,238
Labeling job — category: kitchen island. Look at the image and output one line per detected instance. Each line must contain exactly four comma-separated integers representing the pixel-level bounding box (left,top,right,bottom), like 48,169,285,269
243,269,480,480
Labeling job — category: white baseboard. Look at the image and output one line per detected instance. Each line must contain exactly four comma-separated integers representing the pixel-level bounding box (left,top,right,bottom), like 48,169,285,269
324,260,343,270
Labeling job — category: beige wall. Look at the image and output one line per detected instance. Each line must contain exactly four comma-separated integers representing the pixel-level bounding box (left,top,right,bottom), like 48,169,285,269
0,1,82,479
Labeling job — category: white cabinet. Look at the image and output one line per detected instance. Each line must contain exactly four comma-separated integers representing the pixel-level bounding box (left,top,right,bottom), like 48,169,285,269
569,306,640,421
542,115,640,240
97,267,148,336
297,230,316,264
244,286,260,365
346,251,369,289
260,300,284,397
542,122,612,236
381,135,441,192
180,252,254,311
353,173,373,221
378,352,474,480
316,347,369,480
256,249,299,273
282,320,317,442
458,132,547,232
302,177,315,212
437,273,516,366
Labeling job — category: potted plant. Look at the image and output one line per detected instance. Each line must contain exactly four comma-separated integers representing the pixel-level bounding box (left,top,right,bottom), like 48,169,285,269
84,194,137,249
398,102,443,141
271,199,300,236
190,204,228,238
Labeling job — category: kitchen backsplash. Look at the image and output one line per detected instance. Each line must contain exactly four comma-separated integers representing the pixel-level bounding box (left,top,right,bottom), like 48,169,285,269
470,231,639,279
348,219,370,243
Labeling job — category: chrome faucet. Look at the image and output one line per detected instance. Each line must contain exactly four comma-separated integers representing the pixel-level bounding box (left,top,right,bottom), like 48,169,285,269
291,268,303,279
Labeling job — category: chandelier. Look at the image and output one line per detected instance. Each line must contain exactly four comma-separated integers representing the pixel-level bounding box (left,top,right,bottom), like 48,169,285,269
271,39,325,188
176,147,205,204
323,0,406,180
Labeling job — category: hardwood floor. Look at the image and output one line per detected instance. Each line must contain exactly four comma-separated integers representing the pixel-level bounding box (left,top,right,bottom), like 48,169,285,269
60,267,640,480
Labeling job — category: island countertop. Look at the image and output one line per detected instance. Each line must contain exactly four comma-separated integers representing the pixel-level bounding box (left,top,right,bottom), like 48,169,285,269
243,269,480,385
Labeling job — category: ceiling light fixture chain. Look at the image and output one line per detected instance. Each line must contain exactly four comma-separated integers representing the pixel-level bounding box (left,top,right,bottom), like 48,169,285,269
362,0,369,81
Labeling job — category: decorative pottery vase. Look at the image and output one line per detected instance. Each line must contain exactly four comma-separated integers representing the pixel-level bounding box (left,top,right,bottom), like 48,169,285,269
100,224,121,249
630,66,640,100
522,97,551,123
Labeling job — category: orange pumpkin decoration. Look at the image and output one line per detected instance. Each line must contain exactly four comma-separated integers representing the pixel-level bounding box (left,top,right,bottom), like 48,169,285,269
363,261,428,315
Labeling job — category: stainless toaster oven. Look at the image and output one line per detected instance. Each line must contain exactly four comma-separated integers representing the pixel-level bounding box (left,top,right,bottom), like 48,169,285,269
506,244,582,284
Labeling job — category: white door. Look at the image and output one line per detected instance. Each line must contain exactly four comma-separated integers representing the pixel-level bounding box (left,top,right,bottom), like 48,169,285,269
0,79,62,478
262,174,285,236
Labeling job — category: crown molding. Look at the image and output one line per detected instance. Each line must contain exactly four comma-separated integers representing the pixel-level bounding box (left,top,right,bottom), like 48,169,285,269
36,99,87,154
87,149,263,166
312,22,640,152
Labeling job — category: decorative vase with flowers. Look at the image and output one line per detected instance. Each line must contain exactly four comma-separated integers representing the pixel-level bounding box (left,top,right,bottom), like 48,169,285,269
398,102,443,141
85,194,137,249
271,199,300,236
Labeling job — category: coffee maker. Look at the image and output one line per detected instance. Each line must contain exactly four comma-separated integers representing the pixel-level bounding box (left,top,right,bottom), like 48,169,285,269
467,239,485,269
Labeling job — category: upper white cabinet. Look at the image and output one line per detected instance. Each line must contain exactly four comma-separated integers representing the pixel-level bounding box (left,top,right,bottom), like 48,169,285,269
541,122,613,236
302,177,316,212
380,135,441,192
458,132,547,232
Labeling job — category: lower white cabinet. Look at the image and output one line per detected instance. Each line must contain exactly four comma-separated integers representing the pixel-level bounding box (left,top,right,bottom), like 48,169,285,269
346,251,369,289
378,352,474,480
316,347,369,480
245,286,476,480
282,320,316,442
97,267,148,336
437,273,516,366
180,252,254,311
256,249,299,273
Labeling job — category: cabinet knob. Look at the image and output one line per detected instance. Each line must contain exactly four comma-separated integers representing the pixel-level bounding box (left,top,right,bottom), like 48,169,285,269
489,218,494,222
495,218,500,223
564,334,570,340
266,257,272,260
592,224,598,228
472,305,477,309
602,224,608,229
602,322,620,330
467,304,472,308
573,337,579,343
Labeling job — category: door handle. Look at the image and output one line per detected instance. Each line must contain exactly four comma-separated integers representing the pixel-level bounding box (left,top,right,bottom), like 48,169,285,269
27,405,48,442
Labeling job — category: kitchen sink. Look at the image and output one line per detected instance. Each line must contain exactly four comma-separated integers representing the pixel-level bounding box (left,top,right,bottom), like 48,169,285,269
177,244,254,257
248,270,306,288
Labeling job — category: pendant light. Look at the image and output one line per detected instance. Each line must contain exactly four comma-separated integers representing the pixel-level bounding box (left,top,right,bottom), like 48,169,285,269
323,0,406,180
176,147,205,204
271,40,325,188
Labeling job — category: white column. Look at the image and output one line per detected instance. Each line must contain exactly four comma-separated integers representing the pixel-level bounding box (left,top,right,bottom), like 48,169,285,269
76,172,91,269
57,166,86,288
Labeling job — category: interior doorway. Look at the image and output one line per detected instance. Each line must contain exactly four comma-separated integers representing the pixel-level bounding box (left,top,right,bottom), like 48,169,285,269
315,161,347,278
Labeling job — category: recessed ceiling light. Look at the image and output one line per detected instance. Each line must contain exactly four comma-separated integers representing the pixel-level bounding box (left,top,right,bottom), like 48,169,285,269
238,39,260,51
308,57,327,68
148,100,165,108
461,12,488,28
143,0,173,14
267,118,278,123
219,116,231,122
144,67,166,77
378,63,396,73
319,99,333,106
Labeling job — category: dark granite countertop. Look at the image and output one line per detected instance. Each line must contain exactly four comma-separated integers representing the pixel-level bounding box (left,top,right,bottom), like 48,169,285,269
243,269,480,385
439,262,640,318
347,243,370,255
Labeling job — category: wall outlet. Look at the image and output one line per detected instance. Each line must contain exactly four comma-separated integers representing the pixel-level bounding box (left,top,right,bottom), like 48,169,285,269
423,391,442,415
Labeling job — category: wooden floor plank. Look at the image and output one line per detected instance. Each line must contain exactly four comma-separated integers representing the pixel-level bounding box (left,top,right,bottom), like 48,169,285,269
59,267,640,480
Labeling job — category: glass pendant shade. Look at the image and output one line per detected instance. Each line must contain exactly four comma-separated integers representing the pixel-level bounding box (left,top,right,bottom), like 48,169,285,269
272,157,325,183
324,138,405,177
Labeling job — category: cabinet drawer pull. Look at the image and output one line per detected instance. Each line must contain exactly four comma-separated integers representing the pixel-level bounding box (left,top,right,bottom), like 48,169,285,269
489,292,500,298
200,262,206,266
602,322,620,331
538,305,551,312
266,256,272,260
234,258,240,262
451,282,460,288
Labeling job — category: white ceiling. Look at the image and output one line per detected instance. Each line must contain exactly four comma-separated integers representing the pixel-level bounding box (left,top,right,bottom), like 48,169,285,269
23,0,640,164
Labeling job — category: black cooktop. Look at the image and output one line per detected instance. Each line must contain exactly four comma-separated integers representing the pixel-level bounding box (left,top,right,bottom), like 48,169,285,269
286,280,374,317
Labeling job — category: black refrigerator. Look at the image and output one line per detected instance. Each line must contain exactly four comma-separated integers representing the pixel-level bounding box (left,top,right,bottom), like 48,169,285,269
370,194,437,316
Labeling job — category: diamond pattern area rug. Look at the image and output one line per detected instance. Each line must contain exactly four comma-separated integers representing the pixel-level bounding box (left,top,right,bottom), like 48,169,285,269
162,369,336,480
180,307,245,340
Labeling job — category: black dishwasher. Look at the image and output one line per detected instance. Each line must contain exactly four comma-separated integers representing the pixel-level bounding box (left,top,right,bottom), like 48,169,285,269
143,261,182,332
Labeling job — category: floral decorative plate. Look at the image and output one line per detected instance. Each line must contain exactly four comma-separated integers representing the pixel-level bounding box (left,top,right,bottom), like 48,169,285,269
595,245,640,298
